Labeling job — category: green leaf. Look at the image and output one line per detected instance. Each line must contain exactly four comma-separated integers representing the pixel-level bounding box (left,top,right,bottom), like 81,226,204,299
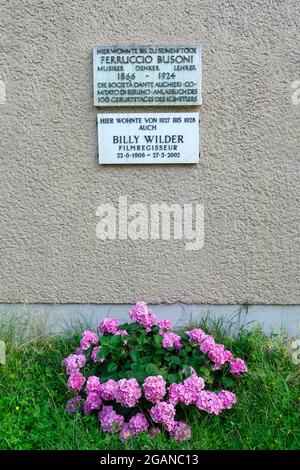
141,355,152,364
206,377,214,385
159,370,168,380
155,348,165,355
199,366,211,377
154,335,163,348
169,356,181,366
100,336,112,347
107,362,118,373
111,335,124,347
167,373,179,384
122,322,141,333
129,349,140,363
125,370,135,379
221,376,235,389
180,332,189,341
182,364,192,377
131,363,147,382
145,363,159,376
98,346,109,358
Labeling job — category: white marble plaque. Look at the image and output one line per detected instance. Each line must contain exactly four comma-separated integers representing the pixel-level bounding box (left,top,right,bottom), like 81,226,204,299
93,45,202,107
97,113,199,164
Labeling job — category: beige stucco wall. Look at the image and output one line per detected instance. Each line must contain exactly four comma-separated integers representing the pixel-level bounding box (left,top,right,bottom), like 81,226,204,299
0,0,299,304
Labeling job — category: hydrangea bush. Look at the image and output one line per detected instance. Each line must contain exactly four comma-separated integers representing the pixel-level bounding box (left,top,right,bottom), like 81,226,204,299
62,302,247,441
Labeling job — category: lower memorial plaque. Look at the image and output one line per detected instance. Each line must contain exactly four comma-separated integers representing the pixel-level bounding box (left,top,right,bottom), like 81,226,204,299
97,112,199,164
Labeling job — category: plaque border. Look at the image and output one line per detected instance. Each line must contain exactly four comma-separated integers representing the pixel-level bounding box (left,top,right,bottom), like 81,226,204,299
93,44,202,107
97,111,200,165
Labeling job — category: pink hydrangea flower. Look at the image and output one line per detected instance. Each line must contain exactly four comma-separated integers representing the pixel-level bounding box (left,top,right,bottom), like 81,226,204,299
129,301,157,332
199,335,216,353
116,378,141,408
198,337,234,369
86,376,102,395
161,332,173,348
67,372,86,393
128,413,149,435
168,383,184,405
65,395,82,413
181,366,196,376
224,350,233,362
80,331,99,350
76,348,84,355
150,427,161,439
101,379,118,401
181,374,205,404
230,358,247,375
169,332,183,350
150,402,176,427
115,329,128,336
91,346,104,363
196,391,223,415
98,318,119,335
157,320,173,331
83,392,102,414
208,343,227,370
186,328,206,343
162,332,183,350
143,375,166,404
98,406,124,433
218,390,237,409
62,354,86,375
169,421,191,441
120,423,132,440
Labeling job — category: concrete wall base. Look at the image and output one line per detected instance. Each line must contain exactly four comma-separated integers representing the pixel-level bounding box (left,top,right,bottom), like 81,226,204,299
0,303,299,337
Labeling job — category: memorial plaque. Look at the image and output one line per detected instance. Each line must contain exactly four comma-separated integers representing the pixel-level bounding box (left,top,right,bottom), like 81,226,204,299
93,45,202,107
97,113,199,164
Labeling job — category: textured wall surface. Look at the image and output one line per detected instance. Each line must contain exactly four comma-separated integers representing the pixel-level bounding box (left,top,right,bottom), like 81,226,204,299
0,0,299,304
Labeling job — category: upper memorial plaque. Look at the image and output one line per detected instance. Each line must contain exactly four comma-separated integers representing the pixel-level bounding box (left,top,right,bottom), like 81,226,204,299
93,45,202,107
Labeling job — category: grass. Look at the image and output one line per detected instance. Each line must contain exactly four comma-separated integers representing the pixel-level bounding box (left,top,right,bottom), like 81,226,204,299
0,313,299,450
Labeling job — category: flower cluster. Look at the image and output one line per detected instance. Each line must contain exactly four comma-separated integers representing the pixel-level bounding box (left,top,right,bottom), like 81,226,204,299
67,372,85,393
195,389,237,415
115,329,128,337
181,374,205,404
187,328,247,374
161,331,183,350
129,301,157,332
62,301,247,442
186,328,206,343
196,391,222,415
150,401,176,428
80,331,99,350
169,421,191,442
120,413,149,440
86,375,102,394
230,358,248,375
66,395,82,413
115,378,141,408
143,375,166,403
99,406,124,433
218,390,237,409
83,392,102,414
62,354,86,375
158,319,173,331
168,373,205,406
91,346,102,363
99,318,119,335
101,379,118,401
